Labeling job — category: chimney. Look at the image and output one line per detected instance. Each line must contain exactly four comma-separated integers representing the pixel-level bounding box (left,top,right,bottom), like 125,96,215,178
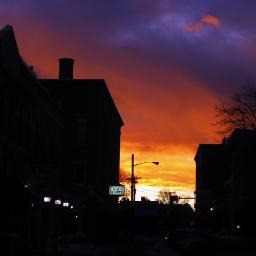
58,58,74,80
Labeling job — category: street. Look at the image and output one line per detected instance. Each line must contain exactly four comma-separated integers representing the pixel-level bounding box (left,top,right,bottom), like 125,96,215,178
57,234,180,256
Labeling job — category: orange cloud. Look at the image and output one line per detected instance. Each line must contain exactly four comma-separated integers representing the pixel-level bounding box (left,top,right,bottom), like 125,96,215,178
185,14,221,32
202,15,221,27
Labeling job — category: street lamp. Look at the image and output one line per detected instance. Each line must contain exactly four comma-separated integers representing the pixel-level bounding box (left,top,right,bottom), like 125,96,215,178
63,202,69,207
131,154,159,201
43,196,51,203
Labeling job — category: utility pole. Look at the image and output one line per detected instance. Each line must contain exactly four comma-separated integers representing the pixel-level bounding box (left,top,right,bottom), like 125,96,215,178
130,154,159,202
131,154,134,201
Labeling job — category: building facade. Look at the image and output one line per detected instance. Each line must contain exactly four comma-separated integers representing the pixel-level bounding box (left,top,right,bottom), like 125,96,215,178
40,58,124,205
0,25,63,254
0,26,62,185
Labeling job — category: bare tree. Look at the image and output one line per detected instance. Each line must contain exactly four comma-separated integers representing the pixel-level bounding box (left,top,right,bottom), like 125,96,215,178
158,189,170,204
158,189,178,204
119,172,131,201
215,83,256,135
120,185,131,201
141,196,150,202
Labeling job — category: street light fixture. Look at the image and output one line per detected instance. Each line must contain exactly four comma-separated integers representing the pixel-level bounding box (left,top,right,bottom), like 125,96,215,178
55,199,62,205
134,161,159,167
43,196,51,203
63,202,69,207
131,154,159,201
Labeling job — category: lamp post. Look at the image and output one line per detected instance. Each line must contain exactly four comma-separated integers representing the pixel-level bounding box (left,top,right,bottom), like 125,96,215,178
131,154,159,201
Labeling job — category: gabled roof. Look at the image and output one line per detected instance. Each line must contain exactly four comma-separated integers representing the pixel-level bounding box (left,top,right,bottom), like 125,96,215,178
0,25,22,74
40,78,124,126
0,25,61,116
0,24,20,57
227,128,256,144
194,144,223,161
195,129,256,161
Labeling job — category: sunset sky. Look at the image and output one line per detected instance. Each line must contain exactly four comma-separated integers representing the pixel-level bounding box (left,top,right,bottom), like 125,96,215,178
2,0,256,200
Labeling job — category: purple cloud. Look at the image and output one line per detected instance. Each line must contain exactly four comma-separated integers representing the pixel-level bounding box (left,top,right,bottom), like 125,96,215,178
0,0,256,94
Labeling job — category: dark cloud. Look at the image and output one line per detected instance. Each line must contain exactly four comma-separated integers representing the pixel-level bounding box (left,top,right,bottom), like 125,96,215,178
1,1,255,93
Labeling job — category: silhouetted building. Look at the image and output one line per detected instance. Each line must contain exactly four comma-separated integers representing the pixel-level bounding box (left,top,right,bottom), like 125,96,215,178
0,25,62,184
0,26,63,193
40,59,124,207
194,144,228,222
0,25,63,253
195,129,256,235
118,201,193,236
0,24,124,251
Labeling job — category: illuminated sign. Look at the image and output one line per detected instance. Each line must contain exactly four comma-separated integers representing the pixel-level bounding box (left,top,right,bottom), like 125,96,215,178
109,185,125,196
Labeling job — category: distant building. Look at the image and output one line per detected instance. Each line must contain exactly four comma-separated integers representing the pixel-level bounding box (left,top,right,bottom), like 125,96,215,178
119,201,193,234
195,129,256,234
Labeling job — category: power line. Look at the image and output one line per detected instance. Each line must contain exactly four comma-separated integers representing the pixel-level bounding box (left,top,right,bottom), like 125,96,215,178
138,186,159,191
139,187,159,193
137,187,160,193
138,188,195,198
138,188,159,196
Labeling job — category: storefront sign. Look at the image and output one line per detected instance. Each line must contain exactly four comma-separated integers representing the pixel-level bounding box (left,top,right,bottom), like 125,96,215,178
109,185,125,196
